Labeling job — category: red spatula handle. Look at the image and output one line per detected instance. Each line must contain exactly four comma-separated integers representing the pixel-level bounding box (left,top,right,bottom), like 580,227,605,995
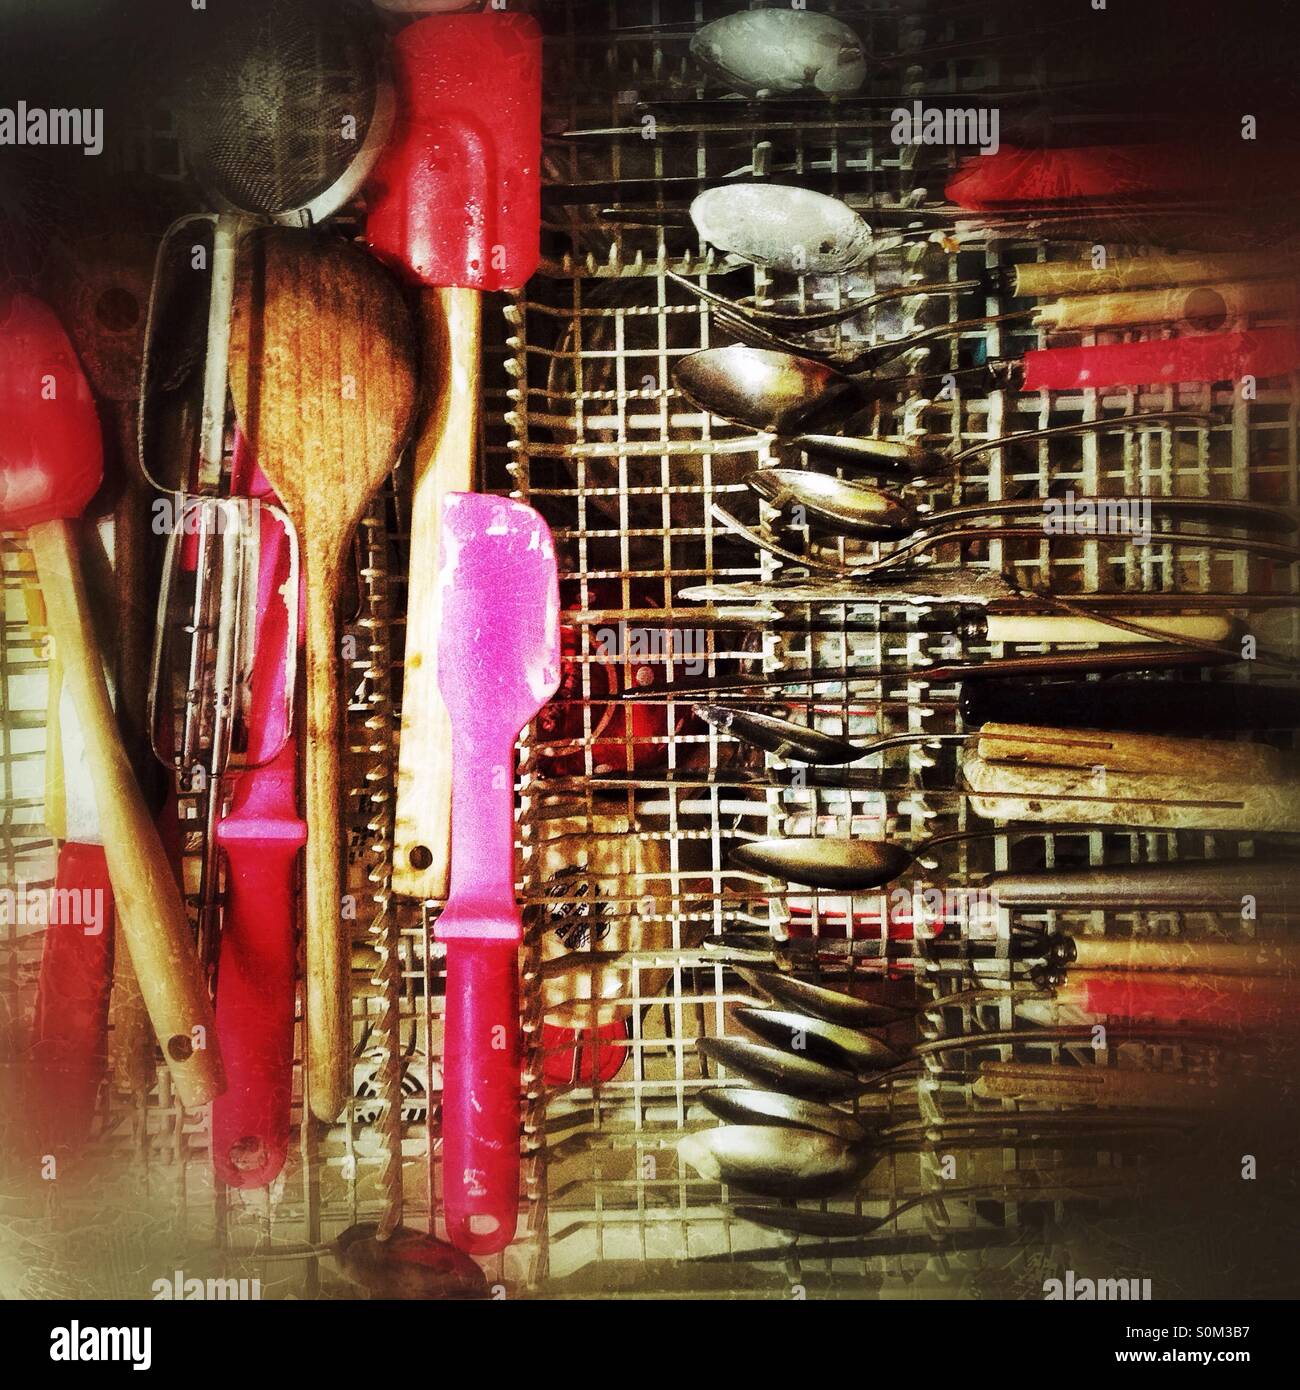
440,939,521,1254
1023,328,1300,391
213,792,302,1188
28,841,115,1154
212,496,303,1189
1079,973,1297,1029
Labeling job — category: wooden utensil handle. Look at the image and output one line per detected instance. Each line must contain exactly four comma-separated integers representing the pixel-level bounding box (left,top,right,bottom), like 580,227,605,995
974,1060,1215,1108
1012,251,1271,298
302,544,351,1123
962,753,1300,832
983,613,1234,647
1071,938,1297,973
1035,279,1296,331
990,857,1300,911
392,286,481,901
976,723,1294,780
28,520,223,1109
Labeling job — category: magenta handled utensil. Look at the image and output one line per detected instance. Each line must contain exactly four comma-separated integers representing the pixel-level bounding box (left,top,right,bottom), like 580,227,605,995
435,492,560,1254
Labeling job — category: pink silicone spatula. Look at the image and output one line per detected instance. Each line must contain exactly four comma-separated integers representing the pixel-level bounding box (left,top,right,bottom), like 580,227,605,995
435,493,560,1255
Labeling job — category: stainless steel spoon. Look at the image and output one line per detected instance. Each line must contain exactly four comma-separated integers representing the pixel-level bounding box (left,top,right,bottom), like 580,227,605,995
679,1116,1184,1201
735,1005,902,1073
673,345,1214,471
679,1124,870,1199
698,1086,869,1142
698,1035,868,1100
746,468,1297,541
729,829,1010,892
737,967,912,1027
690,183,879,274
698,703,968,767
690,12,868,99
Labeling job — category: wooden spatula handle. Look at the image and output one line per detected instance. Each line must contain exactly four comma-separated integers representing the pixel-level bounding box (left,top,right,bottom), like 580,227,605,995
1011,251,1269,298
975,1060,1215,1108
976,723,1294,780
963,753,1300,832
28,519,223,1109
302,543,351,1123
1071,938,1297,973
392,287,481,901
1036,278,1295,330
982,613,1233,646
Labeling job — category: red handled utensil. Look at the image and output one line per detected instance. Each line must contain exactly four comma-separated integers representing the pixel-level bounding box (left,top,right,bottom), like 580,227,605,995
367,10,543,902
436,492,560,1254
211,436,304,1189
946,141,1300,210
27,842,114,1155
1023,327,1300,391
1,294,222,1109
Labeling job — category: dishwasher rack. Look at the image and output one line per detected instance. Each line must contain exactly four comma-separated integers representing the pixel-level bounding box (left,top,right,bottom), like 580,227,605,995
1,0,1297,1301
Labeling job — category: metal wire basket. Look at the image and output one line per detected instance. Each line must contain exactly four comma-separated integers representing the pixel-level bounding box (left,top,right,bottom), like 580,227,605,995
1,0,1296,1300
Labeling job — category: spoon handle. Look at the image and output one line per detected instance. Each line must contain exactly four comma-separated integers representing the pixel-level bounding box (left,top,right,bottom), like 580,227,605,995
301,543,351,1123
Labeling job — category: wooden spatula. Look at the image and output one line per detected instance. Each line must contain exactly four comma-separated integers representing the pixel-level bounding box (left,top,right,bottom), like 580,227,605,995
229,228,417,1123
366,11,543,902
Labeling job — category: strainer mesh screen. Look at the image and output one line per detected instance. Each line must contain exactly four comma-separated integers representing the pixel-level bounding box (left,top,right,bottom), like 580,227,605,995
179,0,380,217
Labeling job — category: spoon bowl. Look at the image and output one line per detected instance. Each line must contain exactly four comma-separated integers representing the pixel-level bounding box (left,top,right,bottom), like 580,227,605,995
731,836,916,892
698,1086,869,1142
691,183,874,274
737,968,913,1028
747,467,915,538
674,344,861,436
698,1035,863,1100
735,1005,902,1072
679,1124,870,1199
690,12,868,97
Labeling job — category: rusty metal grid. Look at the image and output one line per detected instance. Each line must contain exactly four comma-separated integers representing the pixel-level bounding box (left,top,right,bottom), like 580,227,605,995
507,0,1300,1296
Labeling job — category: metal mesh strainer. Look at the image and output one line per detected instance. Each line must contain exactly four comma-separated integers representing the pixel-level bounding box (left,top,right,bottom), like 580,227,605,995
179,0,390,223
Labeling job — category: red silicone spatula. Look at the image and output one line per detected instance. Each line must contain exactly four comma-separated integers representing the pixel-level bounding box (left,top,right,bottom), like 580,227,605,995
1,294,222,1110
366,11,542,903
435,492,560,1255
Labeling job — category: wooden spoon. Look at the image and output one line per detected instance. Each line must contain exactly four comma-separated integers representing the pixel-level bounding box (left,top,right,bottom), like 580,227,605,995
229,227,417,1123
